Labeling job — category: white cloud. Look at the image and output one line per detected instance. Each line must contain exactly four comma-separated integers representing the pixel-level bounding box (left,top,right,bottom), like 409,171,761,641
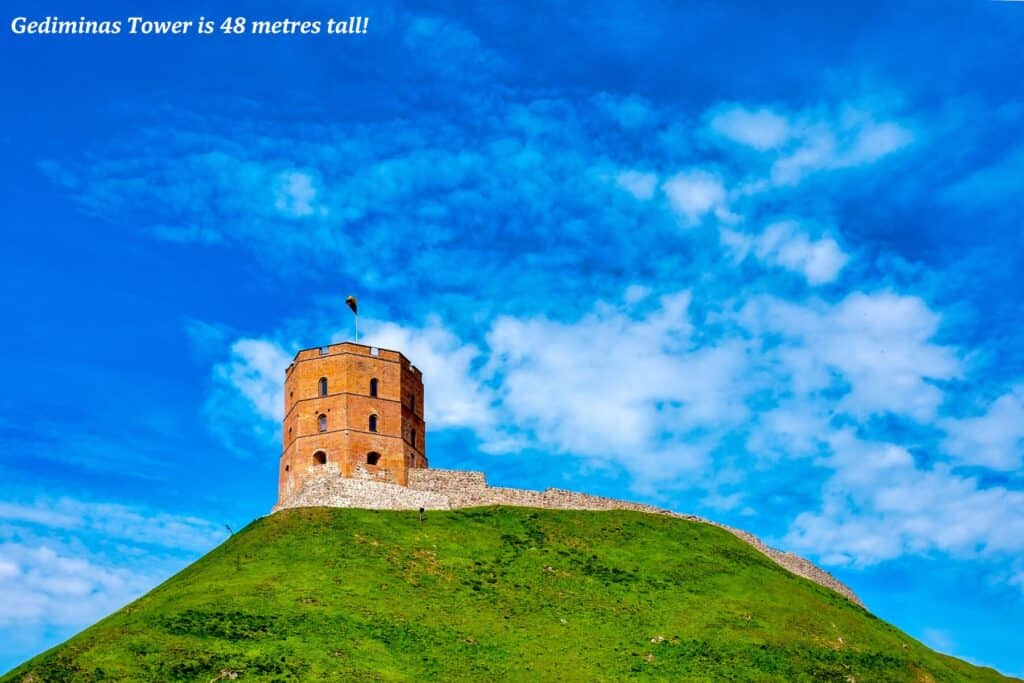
0,543,156,628
623,284,652,303
942,386,1024,471
662,169,727,225
0,559,18,580
785,431,1024,567
0,496,223,649
746,400,832,461
844,120,914,166
273,170,321,218
362,317,495,431
707,105,791,151
705,102,914,190
213,338,292,422
770,114,913,186
722,220,849,284
0,499,226,553
757,222,848,284
482,292,749,483
739,291,961,421
615,170,658,200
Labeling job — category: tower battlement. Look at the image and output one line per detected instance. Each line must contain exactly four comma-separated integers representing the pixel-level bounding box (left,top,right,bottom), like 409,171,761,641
285,342,423,378
277,341,426,506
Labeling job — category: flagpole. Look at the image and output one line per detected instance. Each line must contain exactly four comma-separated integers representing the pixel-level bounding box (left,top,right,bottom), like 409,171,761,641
345,295,359,343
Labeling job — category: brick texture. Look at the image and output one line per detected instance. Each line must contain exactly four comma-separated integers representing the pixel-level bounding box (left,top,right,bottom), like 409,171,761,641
277,342,426,503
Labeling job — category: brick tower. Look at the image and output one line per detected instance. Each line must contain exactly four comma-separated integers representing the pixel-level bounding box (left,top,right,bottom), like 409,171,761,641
277,342,426,505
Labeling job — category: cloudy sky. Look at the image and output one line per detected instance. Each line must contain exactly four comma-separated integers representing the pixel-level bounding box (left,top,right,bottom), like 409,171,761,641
1,0,1022,675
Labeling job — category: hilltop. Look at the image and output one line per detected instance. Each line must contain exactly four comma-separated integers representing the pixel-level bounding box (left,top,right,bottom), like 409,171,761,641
3,507,1015,682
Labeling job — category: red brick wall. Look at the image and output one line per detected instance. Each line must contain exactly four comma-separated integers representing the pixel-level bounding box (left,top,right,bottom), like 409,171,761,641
277,342,426,504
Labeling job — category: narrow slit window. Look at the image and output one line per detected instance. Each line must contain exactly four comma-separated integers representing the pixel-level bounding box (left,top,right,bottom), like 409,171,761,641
369,378,379,398
369,414,378,432
319,377,328,396
318,414,327,432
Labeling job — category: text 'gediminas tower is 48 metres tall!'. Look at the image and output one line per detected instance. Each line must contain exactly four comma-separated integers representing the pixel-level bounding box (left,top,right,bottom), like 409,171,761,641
277,342,427,505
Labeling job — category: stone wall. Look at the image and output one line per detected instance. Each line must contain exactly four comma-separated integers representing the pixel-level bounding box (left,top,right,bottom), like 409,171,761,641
273,467,862,606
274,464,450,510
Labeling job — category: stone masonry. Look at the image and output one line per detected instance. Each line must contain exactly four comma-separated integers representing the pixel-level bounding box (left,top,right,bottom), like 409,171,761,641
273,467,863,607
278,342,426,502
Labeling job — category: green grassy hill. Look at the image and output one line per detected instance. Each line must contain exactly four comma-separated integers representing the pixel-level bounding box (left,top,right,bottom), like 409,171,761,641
3,507,1015,682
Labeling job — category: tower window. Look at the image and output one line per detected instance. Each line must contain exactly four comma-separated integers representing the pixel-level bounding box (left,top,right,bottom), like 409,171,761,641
409,394,416,410
313,451,327,465
411,428,417,448
318,377,328,396
369,414,378,432
409,453,415,467
369,378,378,397
318,414,327,432
367,452,381,466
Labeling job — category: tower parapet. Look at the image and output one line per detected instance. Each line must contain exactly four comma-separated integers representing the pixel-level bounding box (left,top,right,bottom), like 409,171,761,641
277,342,426,505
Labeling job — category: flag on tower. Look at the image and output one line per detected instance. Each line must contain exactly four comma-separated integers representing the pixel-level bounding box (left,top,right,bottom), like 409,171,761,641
345,296,358,314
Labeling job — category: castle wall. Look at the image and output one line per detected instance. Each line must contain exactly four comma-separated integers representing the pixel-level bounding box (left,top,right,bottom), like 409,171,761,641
273,467,863,607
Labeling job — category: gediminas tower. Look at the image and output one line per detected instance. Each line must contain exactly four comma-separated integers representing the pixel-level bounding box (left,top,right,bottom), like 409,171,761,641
277,342,427,505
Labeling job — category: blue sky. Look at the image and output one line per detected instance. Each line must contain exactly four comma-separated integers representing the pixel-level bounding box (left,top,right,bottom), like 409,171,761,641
1,0,1023,675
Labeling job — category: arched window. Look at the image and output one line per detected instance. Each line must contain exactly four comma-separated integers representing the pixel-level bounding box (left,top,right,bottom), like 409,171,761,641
368,414,378,432
318,414,327,432
366,452,381,466
313,451,327,465
318,377,328,396
369,378,379,398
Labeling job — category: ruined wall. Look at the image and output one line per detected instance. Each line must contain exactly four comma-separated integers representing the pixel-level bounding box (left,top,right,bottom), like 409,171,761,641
273,467,862,606
276,463,450,510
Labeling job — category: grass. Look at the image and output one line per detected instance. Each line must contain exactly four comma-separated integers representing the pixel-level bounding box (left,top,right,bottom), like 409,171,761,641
2,506,1016,682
